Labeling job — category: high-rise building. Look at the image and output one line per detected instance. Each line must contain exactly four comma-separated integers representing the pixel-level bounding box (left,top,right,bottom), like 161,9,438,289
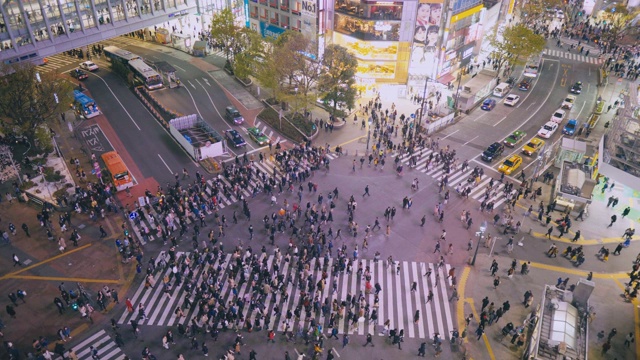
602,84,640,186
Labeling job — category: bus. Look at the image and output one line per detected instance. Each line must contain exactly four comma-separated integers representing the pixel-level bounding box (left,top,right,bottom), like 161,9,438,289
523,53,543,78
101,151,134,191
73,90,100,118
103,46,141,64
128,59,164,90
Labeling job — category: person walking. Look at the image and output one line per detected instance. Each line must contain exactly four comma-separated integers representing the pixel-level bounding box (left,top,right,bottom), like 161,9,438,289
12,254,22,267
362,185,370,197
342,334,349,348
418,342,426,356
414,310,420,324
608,215,617,228
21,223,30,237
6,304,16,318
546,227,553,239
493,276,500,289
363,333,374,347
475,325,484,340
572,230,581,242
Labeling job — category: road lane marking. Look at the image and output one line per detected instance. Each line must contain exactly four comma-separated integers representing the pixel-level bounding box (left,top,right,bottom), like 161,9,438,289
0,243,92,280
174,65,186,72
441,130,459,140
187,80,196,89
157,154,173,174
463,135,479,146
493,116,508,127
87,72,141,131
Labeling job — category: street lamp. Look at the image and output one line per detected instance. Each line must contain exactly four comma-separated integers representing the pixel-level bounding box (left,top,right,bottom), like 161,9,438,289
416,76,430,138
471,221,487,266
365,119,372,154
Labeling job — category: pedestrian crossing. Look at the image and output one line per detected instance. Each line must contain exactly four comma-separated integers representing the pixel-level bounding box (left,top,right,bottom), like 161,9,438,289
38,54,84,73
393,147,511,209
244,120,286,147
128,155,339,245
64,329,125,360
129,152,339,245
118,251,456,340
543,49,603,64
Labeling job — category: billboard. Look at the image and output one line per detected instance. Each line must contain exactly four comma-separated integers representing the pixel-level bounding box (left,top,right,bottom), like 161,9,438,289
409,0,443,79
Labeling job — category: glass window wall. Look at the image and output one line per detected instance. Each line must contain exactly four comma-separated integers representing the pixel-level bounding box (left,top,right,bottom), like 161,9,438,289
334,13,399,41
335,0,402,21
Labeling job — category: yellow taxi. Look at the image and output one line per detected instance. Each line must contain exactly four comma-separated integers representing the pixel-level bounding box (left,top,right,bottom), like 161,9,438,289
522,138,545,156
498,155,523,175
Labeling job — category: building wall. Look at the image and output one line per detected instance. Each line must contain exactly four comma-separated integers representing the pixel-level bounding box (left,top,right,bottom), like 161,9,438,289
0,0,196,65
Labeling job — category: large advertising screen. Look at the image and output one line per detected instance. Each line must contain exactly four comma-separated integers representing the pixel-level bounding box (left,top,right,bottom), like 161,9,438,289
409,0,443,78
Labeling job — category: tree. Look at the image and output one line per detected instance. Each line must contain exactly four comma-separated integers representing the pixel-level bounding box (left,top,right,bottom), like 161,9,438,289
488,24,546,76
599,5,639,51
276,31,322,114
232,27,265,80
209,8,239,60
318,44,358,116
255,30,322,113
0,62,72,152
519,0,563,27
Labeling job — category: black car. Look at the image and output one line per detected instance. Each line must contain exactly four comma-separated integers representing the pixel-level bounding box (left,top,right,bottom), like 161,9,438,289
518,78,532,91
481,142,505,162
70,69,88,80
225,129,246,147
570,81,582,94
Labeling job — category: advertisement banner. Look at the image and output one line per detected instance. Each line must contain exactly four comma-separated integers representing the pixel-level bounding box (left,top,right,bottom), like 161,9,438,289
409,0,444,79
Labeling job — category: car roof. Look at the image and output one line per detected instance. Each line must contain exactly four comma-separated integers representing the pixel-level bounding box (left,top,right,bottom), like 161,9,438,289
543,121,556,127
529,138,544,144
513,130,525,135
226,106,238,111
567,119,577,124
508,154,522,160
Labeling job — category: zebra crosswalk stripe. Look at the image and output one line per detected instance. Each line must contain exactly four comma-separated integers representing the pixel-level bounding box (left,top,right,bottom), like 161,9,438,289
129,158,289,244
118,254,456,339
65,329,125,360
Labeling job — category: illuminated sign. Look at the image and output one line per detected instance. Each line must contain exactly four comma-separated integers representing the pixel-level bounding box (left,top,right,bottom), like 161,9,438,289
450,4,483,23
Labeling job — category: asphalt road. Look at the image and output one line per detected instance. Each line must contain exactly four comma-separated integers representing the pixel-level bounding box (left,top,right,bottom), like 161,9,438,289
42,37,613,360
433,56,599,184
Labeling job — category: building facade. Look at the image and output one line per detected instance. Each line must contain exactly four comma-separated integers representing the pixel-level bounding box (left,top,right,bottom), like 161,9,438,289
247,0,326,58
0,0,200,65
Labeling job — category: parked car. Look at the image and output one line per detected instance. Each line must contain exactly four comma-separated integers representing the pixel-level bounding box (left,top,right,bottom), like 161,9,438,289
225,129,246,147
570,81,582,94
504,94,520,107
224,106,244,125
561,95,576,110
481,99,497,111
79,61,99,71
563,119,579,136
522,138,545,156
70,68,88,80
481,142,505,162
504,130,527,147
550,109,567,124
538,121,559,138
498,155,523,175
247,127,270,146
518,78,532,91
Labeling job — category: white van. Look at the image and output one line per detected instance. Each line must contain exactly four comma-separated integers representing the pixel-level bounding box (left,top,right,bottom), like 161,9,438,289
493,82,510,98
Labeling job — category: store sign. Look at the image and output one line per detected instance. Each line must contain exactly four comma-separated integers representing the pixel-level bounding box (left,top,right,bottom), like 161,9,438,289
259,22,286,38
244,0,250,27
302,0,317,15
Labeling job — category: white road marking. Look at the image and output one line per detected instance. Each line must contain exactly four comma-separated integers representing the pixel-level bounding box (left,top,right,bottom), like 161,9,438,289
157,154,173,174
87,72,141,131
